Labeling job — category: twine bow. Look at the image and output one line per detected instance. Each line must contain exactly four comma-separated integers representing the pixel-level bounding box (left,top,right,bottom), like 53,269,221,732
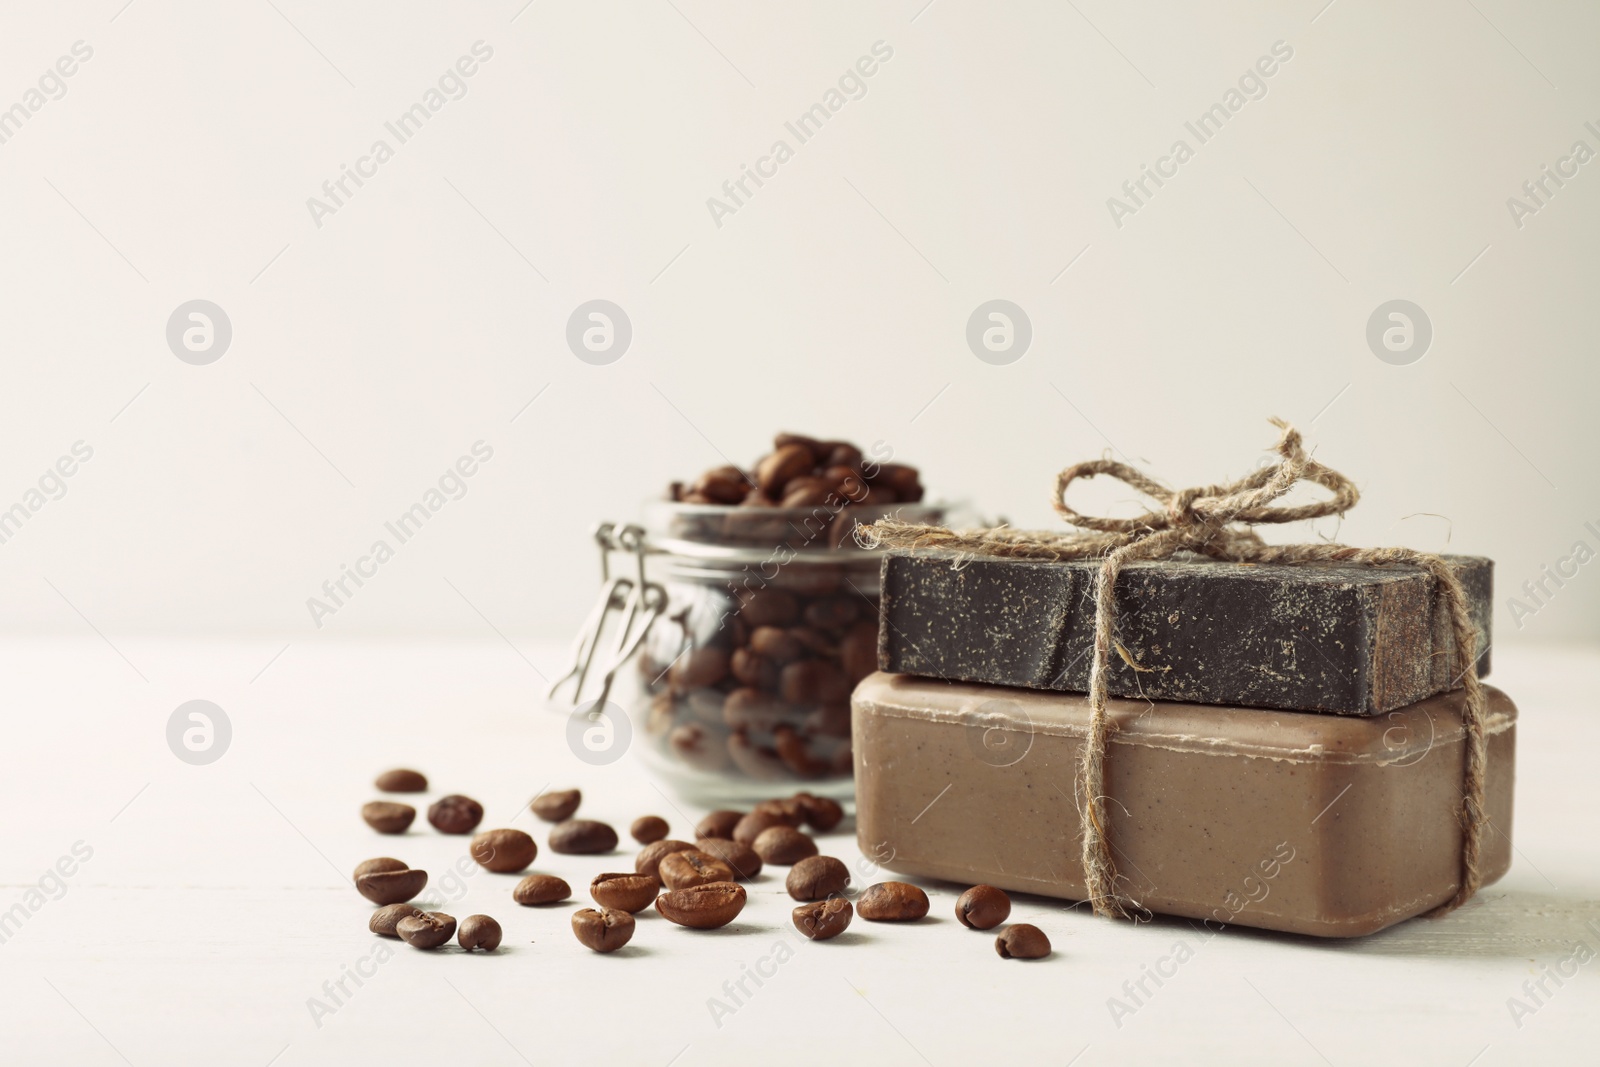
861,418,1488,920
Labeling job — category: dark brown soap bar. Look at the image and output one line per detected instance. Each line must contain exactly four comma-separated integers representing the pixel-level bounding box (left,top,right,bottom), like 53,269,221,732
852,672,1517,937
878,548,1492,715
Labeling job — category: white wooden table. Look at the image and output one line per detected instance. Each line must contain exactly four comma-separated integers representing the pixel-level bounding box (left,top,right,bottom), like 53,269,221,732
2,637,1595,1065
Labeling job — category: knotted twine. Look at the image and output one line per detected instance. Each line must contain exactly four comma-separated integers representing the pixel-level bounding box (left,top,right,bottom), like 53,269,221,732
859,418,1488,920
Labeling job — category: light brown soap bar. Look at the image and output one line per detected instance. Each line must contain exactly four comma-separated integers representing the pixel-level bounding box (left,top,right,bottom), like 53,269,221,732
853,673,1516,937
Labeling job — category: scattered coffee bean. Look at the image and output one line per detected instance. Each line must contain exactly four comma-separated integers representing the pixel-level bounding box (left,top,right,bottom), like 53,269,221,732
858,881,929,922
655,881,747,930
549,819,618,855
353,857,407,880
658,850,735,890
794,793,845,832
630,815,669,845
428,795,484,835
369,903,425,938
397,911,456,949
354,858,428,905
995,924,1051,959
956,885,1011,930
634,839,697,878
751,797,807,826
469,828,537,873
512,874,572,906
792,898,853,941
374,768,427,793
572,907,635,953
696,810,743,840
691,838,762,880
362,801,416,834
531,788,581,822
785,855,850,901
457,914,502,951
732,809,790,845
590,872,662,913
752,825,818,865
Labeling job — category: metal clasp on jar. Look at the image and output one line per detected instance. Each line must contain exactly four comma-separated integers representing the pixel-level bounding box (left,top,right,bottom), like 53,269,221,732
548,522,667,711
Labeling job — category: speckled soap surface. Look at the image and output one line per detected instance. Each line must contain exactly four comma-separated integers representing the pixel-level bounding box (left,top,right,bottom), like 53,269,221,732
852,672,1515,937
878,549,1494,714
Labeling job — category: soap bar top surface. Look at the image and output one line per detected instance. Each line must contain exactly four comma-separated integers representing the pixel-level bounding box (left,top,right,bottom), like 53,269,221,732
852,672,1515,937
877,548,1493,715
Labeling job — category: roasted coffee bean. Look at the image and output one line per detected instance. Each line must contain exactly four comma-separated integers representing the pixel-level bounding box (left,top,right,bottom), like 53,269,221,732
658,850,735,890
774,726,828,779
753,796,809,824
723,686,783,729
572,907,636,953
858,881,929,922
696,810,743,840
749,626,804,664
457,914,502,951
634,839,698,878
871,462,922,498
513,874,572,906
756,443,813,495
374,768,428,793
631,815,669,845
780,476,835,508
794,793,845,832
691,837,763,880
732,808,791,845
995,924,1051,959
803,594,858,630
753,825,818,865
839,620,879,683
793,898,853,941
773,432,824,461
669,724,731,771
362,801,416,834
397,911,456,949
822,442,863,470
779,659,848,705
736,587,799,628
655,881,747,929
956,885,1012,930
549,819,618,855
670,646,728,689
729,648,778,689
788,625,838,657
590,872,662,913
354,858,429,905
469,828,537,873
428,794,484,835
785,855,850,901
353,857,406,880
369,903,425,938
530,788,581,822
694,467,747,504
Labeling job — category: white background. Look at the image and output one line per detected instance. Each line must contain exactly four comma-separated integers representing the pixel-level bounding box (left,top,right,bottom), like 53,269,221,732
0,0,1596,650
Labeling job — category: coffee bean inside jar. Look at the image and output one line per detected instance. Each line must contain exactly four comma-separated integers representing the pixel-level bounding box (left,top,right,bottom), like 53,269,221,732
609,432,940,799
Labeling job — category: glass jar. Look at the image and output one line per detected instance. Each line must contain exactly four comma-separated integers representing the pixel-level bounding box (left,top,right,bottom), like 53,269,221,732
619,497,943,805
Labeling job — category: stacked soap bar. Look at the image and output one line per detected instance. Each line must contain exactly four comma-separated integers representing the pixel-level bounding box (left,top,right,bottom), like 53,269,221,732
853,549,1516,937
877,549,1494,714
